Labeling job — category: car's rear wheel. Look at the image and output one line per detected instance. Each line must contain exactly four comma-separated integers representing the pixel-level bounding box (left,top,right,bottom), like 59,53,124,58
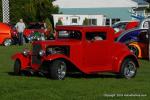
49,60,67,80
3,39,12,46
128,45,139,57
14,59,21,75
120,58,137,79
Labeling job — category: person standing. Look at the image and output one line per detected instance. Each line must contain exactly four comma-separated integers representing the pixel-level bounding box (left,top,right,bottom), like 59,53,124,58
15,19,26,45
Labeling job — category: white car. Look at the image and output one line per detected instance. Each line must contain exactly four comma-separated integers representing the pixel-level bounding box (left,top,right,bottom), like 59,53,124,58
139,18,150,29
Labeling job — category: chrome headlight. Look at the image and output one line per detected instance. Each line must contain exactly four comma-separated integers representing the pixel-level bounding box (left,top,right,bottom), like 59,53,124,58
27,37,31,41
39,50,45,57
23,49,29,56
37,37,40,41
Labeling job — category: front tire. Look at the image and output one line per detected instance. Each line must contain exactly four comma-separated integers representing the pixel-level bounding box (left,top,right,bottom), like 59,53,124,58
120,58,137,79
49,60,67,80
14,59,21,75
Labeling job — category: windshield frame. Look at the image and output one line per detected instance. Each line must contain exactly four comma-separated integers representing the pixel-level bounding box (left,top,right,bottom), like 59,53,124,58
56,30,82,40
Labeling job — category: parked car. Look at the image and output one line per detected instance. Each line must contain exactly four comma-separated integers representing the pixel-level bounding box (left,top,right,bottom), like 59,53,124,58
113,18,150,40
23,22,50,42
117,28,149,58
12,26,139,80
27,31,46,43
138,18,150,29
0,22,12,46
112,20,139,40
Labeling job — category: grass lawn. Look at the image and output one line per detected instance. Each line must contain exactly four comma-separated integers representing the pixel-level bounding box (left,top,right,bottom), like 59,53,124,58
0,44,150,100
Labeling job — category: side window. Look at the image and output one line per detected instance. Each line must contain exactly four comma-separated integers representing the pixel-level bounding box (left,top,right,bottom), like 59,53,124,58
86,32,106,41
72,18,78,24
106,19,110,26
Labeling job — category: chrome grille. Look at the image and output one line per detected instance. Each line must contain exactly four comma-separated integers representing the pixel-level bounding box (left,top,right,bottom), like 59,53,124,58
32,44,42,64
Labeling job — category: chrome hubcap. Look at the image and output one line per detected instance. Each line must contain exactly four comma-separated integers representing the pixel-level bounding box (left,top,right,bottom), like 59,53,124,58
57,62,66,79
124,61,136,78
4,39,11,46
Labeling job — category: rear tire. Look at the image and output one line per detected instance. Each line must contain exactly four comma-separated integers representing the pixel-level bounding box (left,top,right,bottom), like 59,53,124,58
120,58,137,79
49,60,67,80
14,59,21,75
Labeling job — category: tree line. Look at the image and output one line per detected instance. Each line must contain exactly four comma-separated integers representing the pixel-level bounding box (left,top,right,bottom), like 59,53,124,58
0,0,59,24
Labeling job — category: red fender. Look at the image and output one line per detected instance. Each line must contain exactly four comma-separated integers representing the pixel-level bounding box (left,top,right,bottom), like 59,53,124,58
43,54,89,74
12,53,31,70
43,54,70,61
112,51,138,73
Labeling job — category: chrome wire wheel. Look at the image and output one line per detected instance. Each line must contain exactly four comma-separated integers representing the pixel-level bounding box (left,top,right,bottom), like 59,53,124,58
3,39,12,46
57,62,66,80
50,60,67,80
124,61,136,79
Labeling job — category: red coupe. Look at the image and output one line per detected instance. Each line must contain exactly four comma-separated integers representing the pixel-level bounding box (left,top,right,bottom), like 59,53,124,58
12,26,139,80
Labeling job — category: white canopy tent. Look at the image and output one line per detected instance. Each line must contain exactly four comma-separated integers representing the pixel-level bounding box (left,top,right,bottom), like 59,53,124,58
53,0,138,8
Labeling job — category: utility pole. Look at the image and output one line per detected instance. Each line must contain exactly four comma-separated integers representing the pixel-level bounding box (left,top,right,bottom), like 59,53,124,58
2,0,10,23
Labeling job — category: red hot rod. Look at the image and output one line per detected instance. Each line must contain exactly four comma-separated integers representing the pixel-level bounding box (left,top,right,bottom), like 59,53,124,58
12,26,139,80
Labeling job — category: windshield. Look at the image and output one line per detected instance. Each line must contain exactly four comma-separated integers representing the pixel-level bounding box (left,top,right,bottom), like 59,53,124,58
112,22,128,30
57,30,82,40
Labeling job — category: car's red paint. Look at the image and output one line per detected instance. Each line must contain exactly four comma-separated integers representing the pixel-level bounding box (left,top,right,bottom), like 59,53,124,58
24,29,49,37
12,26,139,75
12,53,31,70
0,23,11,45
125,21,139,30
114,21,139,39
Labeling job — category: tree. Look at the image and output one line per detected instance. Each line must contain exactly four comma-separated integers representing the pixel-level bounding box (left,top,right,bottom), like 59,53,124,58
45,17,53,32
9,0,31,23
145,0,150,3
145,8,150,13
23,0,37,23
83,18,89,25
56,19,63,25
0,0,59,23
145,0,150,13
33,0,59,22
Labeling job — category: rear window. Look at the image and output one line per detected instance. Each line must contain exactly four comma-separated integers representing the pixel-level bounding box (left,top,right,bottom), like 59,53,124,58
86,32,106,41
112,22,128,30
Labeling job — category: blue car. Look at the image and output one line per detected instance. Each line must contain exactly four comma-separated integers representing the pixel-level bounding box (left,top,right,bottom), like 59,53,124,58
117,28,149,44
117,28,149,58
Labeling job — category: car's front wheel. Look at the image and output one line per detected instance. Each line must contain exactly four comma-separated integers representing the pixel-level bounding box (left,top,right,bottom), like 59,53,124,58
49,60,67,80
120,58,137,79
14,59,21,75
3,39,12,46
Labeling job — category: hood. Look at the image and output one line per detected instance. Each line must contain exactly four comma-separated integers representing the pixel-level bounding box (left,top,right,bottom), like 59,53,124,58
33,39,82,46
